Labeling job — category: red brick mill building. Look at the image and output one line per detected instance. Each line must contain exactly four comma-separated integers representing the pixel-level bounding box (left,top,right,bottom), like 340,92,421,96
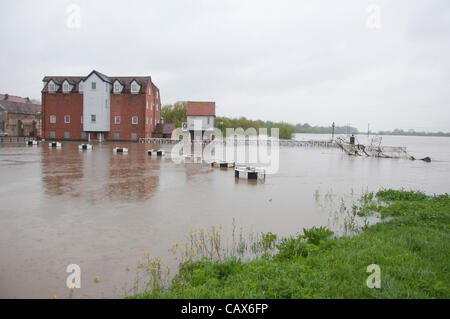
41,70,161,141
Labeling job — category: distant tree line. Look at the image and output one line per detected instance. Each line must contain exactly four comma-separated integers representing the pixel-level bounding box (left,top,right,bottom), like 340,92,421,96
295,123,359,134
376,129,450,137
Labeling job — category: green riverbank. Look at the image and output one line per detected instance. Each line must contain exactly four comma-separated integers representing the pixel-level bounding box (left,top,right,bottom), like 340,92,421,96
130,189,450,299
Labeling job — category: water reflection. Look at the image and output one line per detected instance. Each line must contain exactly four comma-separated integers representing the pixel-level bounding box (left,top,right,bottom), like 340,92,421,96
41,145,84,197
107,144,159,201
40,142,160,202
184,162,214,180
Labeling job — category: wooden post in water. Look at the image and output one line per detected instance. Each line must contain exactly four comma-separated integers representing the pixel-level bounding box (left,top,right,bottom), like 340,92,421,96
331,122,335,142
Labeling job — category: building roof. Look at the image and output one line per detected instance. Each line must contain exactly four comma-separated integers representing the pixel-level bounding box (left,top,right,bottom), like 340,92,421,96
0,94,32,103
186,101,215,116
154,123,176,135
42,70,157,94
0,94,41,115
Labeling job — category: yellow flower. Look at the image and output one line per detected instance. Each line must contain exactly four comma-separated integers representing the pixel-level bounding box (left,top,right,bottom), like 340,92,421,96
52,295,57,299
94,276,99,283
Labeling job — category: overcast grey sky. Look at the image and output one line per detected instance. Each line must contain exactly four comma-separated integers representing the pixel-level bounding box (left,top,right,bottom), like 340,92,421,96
0,0,449,132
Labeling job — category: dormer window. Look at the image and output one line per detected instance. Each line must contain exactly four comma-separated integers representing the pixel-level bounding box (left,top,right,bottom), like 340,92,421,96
131,81,140,94
113,80,123,94
91,82,96,90
49,83,56,93
63,83,70,93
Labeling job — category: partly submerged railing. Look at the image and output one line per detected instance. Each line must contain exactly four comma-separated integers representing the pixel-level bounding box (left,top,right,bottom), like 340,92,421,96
139,137,337,148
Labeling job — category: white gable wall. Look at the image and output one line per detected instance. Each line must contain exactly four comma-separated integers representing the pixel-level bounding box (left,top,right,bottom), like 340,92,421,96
187,116,215,131
82,73,111,132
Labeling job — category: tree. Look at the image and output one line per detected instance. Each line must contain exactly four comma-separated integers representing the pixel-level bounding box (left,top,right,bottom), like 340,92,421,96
161,101,187,128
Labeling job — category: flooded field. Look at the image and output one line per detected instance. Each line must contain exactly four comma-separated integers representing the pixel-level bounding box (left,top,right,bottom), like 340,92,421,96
0,134,449,298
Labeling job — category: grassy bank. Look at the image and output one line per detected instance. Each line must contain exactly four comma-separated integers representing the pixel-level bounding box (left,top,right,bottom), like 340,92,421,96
131,189,450,298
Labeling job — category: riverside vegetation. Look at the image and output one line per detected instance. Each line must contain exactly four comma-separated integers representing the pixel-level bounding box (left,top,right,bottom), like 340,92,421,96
129,189,449,299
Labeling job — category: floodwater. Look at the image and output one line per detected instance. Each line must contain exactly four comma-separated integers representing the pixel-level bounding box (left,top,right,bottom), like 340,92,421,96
0,134,449,298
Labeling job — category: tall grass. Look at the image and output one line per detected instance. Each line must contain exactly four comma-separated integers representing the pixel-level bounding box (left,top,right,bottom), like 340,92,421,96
129,189,449,299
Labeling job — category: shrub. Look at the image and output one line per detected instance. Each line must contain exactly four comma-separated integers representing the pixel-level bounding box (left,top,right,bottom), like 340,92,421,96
302,226,334,245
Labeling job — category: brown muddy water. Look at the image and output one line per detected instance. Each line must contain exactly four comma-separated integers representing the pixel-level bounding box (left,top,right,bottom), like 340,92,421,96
0,134,449,298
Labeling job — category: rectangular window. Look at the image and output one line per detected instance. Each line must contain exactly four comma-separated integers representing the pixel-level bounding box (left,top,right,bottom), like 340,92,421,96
114,132,120,140
149,87,151,95
91,114,96,122
50,131,56,138
133,99,137,105
131,133,137,140
64,131,70,139
114,116,120,124
63,83,69,92
81,132,86,139
91,82,96,90
132,116,138,125
114,84,120,93
116,99,120,105
207,117,210,125
50,115,56,123
64,115,70,123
